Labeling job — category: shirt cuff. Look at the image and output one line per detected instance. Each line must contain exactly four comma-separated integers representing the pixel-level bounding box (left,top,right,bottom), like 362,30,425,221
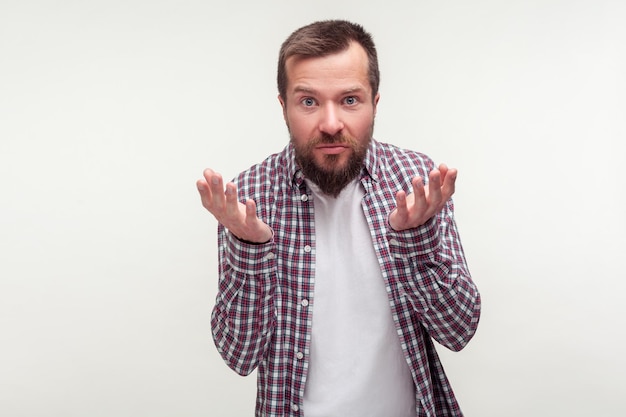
386,216,440,257
224,230,277,275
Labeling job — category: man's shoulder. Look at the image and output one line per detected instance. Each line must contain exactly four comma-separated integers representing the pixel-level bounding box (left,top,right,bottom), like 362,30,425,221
373,140,435,173
232,147,291,190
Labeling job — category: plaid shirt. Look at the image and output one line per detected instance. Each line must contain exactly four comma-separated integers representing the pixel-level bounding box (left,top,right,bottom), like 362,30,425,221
211,139,481,417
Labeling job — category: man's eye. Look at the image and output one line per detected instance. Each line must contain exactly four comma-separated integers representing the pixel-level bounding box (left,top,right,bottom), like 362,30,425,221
301,98,316,107
344,96,358,105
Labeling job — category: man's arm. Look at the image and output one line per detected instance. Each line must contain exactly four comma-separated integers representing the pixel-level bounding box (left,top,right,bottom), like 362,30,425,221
197,168,276,375
389,165,481,351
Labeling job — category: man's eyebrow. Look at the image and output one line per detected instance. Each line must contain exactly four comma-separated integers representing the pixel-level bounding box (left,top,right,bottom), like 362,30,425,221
292,86,317,94
342,86,366,94
292,85,367,95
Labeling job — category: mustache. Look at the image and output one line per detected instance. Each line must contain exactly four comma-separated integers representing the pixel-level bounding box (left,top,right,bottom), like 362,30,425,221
311,133,357,147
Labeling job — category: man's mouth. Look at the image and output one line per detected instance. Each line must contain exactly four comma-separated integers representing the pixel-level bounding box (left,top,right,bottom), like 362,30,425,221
316,144,349,155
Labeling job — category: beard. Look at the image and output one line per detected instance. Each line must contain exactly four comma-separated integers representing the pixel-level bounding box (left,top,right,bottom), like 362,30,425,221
291,128,372,197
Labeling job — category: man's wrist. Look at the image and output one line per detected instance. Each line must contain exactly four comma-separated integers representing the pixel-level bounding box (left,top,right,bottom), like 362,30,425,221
232,227,273,245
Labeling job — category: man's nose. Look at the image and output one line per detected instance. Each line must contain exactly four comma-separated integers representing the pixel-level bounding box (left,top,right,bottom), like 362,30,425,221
318,104,344,136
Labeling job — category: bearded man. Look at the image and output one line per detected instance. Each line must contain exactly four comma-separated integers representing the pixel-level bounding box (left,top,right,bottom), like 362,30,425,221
197,19,481,417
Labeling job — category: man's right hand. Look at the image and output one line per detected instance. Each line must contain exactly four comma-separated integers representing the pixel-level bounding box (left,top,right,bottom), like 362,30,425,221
196,168,273,244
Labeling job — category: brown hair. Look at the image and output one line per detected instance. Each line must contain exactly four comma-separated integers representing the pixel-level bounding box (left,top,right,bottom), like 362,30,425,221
277,20,380,102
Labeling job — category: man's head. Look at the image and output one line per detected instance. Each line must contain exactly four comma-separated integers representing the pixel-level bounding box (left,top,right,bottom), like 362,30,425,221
277,20,380,196
277,20,380,104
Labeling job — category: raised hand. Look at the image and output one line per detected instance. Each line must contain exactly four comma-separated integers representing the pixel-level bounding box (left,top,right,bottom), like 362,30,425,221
196,168,272,243
389,164,457,231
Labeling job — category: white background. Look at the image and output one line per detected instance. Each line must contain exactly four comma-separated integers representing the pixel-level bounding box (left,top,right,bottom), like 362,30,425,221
1,1,625,416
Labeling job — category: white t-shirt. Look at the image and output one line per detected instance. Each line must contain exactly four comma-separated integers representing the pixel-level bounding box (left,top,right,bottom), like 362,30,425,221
303,179,416,417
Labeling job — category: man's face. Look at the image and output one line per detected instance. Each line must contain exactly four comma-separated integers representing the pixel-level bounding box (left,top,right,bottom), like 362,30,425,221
279,42,380,196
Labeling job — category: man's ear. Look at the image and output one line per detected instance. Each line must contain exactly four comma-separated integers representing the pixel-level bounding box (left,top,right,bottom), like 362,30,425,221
278,95,287,121
373,93,380,115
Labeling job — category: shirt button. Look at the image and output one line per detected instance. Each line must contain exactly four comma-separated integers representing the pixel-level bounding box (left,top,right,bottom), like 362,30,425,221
291,404,299,412
263,252,275,261
301,299,309,307
303,245,311,253
296,351,304,360
388,238,399,245
300,194,309,202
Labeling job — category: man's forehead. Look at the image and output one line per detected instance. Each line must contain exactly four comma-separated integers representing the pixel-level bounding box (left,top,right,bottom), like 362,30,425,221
285,41,367,66
284,45,369,86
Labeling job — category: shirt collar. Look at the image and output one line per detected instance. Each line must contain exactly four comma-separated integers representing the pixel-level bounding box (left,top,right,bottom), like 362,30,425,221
361,139,380,183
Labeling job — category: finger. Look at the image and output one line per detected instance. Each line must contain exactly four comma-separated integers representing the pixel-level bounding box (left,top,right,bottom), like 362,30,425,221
224,182,240,215
428,169,442,191
202,168,222,190
411,176,426,205
394,190,408,220
224,182,238,202
411,175,425,194
202,168,216,184
207,172,226,208
441,168,457,200
438,163,449,183
244,199,272,243
428,168,443,196
245,199,258,224
208,171,224,191
202,168,223,203
199,168,217,198
408,176,429,221
197,169,216,210
196,178,211,201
